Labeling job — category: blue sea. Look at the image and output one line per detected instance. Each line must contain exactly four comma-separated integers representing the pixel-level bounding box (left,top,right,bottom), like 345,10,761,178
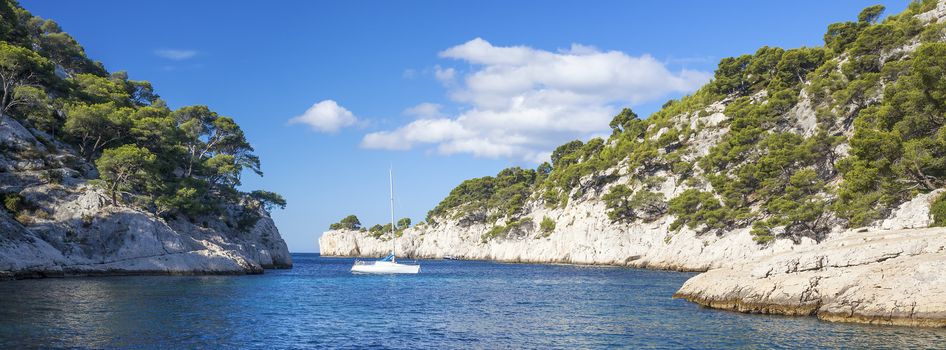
1,254,945,349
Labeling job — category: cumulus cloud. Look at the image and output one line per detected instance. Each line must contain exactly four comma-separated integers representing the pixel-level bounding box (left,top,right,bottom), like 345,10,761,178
433,65,456,84
154,49,198,61
288,100,358,133
362,38,711,162
403,102,445,118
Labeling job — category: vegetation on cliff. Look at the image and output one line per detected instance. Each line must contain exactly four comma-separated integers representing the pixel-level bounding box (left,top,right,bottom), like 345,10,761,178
329,214,414,239
0,0,283,229
409,0,946,245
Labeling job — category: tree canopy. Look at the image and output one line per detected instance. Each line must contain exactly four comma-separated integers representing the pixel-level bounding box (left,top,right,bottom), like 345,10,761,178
0,0,284,230
330,215,362,230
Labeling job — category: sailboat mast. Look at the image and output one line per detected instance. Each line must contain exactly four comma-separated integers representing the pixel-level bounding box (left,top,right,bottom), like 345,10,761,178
389,168,396,259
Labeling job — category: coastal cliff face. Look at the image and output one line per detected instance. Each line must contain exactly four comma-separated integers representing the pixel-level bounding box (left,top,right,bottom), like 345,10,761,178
322,1,946,327
674,225,946,327
321,183,934,272
0,0,291,279
318,99,819,271
321,188,821,272
1,114,291,279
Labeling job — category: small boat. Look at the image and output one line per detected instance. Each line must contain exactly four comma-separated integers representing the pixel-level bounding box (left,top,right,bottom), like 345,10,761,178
443,255,460,260
351,168,420,274
352,253,420,274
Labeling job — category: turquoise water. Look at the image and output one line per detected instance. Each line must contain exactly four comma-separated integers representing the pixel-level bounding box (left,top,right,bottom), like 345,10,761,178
1,254,945,349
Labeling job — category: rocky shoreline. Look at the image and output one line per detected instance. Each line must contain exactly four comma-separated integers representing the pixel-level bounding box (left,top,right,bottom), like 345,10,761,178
321,1,946,328
324,226,946,328
319,194,824,273
320,191,946,327
1,115,292,280
674,227,946,327
0,201,293,280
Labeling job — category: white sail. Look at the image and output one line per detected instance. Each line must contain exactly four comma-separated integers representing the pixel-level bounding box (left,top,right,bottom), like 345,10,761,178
350,168,420,274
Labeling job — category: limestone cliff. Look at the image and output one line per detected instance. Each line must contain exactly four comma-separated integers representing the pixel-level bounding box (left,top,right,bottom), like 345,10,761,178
320,188,822,272
319,181,937,271
0,115,291,279
321,1,946,327
674,225,946,327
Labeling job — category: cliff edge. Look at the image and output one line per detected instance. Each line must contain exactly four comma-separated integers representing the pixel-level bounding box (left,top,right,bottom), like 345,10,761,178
322,0,946,327
674,226,946,327
1,115,291,279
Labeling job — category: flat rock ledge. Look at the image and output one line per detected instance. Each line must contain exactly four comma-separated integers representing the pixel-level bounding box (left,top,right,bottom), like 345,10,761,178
674,227,946,327
0,246,274,281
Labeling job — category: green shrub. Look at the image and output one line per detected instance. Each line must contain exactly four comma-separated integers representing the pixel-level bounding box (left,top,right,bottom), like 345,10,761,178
931,192,946,227
396,217,411,229
603,184,635,222
329,215,362,230
481,225,507,243
539,216,556,236
2,193,23,214
33,209,50,220
750,221,776,244
14,212,33,225
667,189,732,233
367,224,389,238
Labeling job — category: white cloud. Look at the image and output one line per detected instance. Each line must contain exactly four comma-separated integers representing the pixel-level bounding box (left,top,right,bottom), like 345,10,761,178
433,65,456,84
403,102,445,118
362,38,711,162
362,118,471,150
288,100,358,133
154,49,198,61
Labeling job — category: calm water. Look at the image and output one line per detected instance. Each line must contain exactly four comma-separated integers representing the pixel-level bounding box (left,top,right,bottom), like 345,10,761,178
1,254,945,349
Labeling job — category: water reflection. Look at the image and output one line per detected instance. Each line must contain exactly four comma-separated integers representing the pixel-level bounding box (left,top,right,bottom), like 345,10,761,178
1,255,945,349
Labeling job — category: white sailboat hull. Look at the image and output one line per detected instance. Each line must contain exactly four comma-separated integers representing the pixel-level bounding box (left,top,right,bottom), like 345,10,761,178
351,260,420,274
350,168,421,274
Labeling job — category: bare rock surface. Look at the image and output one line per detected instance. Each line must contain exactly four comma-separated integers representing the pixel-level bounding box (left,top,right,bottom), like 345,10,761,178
319,196,819,272
319,3,946,327
0,116,291,279
0,184,292,279
674,227,946,327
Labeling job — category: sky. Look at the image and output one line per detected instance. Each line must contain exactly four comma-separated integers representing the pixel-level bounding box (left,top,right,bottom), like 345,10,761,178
20,0,909,252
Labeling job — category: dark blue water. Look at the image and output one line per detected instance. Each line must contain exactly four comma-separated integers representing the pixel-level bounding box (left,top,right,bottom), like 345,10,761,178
1,254,945,349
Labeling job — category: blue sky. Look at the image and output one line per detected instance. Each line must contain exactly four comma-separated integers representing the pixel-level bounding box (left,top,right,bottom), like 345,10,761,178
21,0,908,252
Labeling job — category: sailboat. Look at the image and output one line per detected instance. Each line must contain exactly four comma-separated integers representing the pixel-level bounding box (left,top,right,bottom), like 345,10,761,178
350,168,420,274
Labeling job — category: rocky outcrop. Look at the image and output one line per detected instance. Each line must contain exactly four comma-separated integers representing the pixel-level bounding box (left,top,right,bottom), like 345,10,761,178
320,197,820,271
319,184,939,273
320,100,827,271
672,188,946,327
0,185,292,279
0,116,291,279
321,185,946,327
674,227,946,327
320,2,946,327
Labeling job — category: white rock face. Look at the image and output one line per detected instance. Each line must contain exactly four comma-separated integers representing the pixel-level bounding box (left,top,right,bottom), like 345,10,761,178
320,195,820,271
789,91,818,137
0,116,291,279
320,3,946,326
878,189,943,230
675,227,946,327
320,100,817,271
0,184,292,279
917,0,946,23
321,189,946,327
